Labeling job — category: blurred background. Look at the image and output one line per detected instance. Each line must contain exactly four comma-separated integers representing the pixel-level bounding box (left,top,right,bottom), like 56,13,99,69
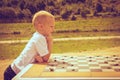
0,0,120,22
0,0,120,79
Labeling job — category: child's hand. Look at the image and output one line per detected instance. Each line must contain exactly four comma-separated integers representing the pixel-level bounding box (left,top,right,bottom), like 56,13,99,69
35,55,43,63
45,33,52,39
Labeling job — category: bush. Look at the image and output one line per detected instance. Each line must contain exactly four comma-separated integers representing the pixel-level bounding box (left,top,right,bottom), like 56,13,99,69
0,1,4,7
37,1,46,10
17,11,24,19
22,9,32,18
27,5,37,14
19,0,26,10
71,15,77,20
61,10,72,20
0,7,16,19
81,10,90,18
11,0,19,6
96,3,103,13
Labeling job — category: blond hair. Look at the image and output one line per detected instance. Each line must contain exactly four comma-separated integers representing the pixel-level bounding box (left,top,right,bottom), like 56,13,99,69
32,11,54,27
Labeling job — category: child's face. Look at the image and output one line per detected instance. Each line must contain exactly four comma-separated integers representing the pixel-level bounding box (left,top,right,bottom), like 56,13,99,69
42,17,55,36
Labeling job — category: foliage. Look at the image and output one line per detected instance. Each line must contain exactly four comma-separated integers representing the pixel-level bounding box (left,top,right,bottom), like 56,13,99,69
0,7,16,19
0,0,119,22
0,17,120,40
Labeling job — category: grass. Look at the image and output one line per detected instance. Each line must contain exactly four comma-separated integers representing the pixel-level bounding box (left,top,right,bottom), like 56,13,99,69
0,17,120,40
0,17,120,59
0,17,120,80
55,17,120,31
53,39,120,53
0,31,120,41
0,17,119,32
0,43,25,59
0,23,34,40
0,39,120,59
53,31,120,38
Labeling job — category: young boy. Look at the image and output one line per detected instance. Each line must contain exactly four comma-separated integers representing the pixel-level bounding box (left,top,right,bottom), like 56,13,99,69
4,11,55,80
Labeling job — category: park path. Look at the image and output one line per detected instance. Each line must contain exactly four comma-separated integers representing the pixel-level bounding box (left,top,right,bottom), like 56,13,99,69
0,36,120,44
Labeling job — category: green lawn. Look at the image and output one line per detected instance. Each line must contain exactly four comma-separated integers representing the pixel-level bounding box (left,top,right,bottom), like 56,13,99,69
0,17,120,59
53,31,120,38
0,31,120,41
55,17,120,31
0,17,120,40
0,39,120,59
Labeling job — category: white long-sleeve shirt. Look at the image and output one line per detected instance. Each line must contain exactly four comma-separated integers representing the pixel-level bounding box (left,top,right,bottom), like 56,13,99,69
11,32,49,74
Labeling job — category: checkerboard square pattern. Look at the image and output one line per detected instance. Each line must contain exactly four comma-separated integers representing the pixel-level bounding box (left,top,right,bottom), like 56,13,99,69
44,55,120,72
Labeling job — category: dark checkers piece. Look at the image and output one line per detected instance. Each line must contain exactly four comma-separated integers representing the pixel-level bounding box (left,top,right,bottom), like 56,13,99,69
111,64,119,66
89,60,92,62
62,61,66,64
49,68,54,72
115,58,120,60
62,66,65,69
113,55,117,57
105,56,109,58
88,56,93,58
104,61,108,64
44,55,120,72
114,69,120,72
72,69,76,71
101,66,111,69
70,56,74,58
108,60,115,62
54,59,57,62
70,64,74,66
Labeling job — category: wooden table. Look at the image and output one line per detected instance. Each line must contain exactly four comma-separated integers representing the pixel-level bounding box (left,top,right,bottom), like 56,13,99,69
12,53,120,80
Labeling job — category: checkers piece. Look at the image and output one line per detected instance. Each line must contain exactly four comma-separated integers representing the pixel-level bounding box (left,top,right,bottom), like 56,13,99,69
44,55,120,72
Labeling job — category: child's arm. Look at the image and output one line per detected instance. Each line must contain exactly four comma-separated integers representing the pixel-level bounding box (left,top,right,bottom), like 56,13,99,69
35,34,53,63
35,53,50,63
42,34,53,62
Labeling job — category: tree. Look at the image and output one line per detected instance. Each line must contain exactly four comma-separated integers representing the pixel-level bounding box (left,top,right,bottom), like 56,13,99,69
65,0,72,4
61,10,72,20
17,11,25,19
0,1,4,7
0,7,16,19
22,9,32,18
37,1,46,10
27,4,37,14
81,9,90,19
96,3,103,12
71,15,77,20
77,8,81,15
47,1,55,6
11,0,19,6
76,0,86,3
61,1,66,6
20,0,26,10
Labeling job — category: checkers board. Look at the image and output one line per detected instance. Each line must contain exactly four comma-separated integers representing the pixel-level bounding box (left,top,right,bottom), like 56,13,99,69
12,54,120,80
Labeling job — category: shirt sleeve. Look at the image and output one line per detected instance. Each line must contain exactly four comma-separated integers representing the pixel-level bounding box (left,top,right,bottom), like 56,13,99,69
34,37,49,57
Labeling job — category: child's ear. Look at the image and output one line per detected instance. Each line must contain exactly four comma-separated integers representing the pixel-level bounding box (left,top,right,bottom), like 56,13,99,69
38,23,43,29
37,24,45,32
38,24,43,28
